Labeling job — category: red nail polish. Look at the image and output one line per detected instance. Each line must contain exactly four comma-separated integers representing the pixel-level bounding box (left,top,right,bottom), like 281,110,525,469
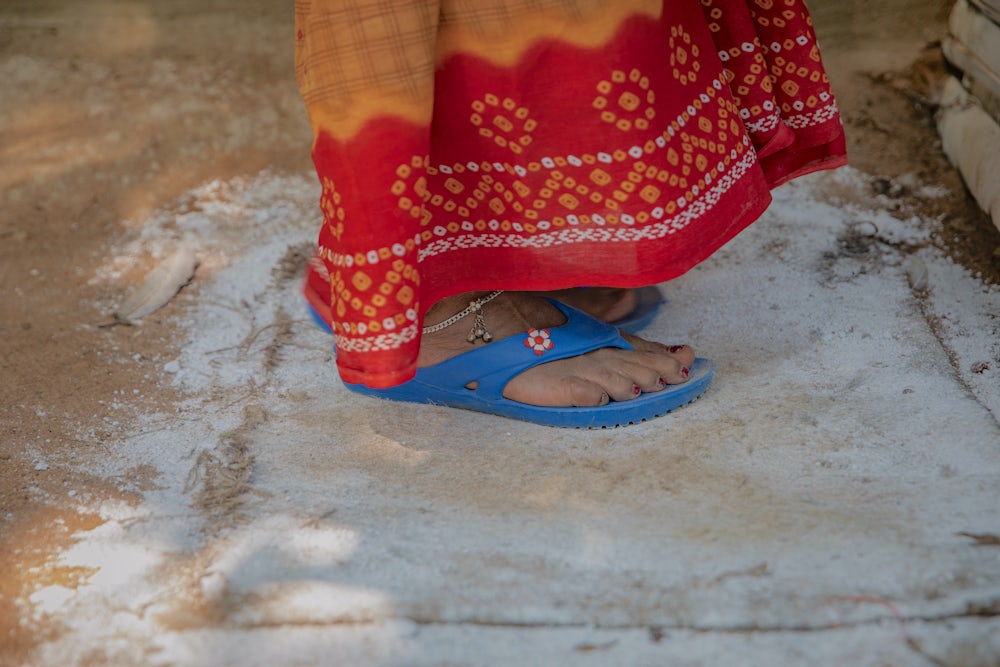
633,384,641,396
669,345,685,354
681,367,690,378
658,377,667,388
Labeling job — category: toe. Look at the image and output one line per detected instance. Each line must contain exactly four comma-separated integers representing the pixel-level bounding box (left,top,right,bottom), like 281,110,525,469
503,371,609,407
664,343,696,368
564,376,611,407
602,375,644,402
624,335,696,369
579,355,655,401
617,360,667,393
574,354,668,400
627,348,689,385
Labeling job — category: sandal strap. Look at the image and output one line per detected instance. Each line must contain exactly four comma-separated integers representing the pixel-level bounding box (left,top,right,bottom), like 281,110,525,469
415,299,633,401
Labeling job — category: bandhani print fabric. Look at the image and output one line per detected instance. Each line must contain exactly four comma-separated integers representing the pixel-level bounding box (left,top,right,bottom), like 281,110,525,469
295,0,847,388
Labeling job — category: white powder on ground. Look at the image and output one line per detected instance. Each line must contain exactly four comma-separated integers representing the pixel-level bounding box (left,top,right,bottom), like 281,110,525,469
33,167,1000,666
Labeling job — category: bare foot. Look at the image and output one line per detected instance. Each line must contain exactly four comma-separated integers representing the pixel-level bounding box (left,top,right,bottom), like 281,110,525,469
420,291,694,408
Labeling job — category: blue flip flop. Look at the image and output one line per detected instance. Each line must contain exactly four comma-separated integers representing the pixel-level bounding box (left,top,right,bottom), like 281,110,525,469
345,300,713,429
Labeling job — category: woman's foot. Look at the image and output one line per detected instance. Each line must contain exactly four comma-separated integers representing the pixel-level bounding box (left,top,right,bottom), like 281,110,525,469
420,291,694,408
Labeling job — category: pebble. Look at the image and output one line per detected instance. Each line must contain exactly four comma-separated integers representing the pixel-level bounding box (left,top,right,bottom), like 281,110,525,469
896,172,920,191
903,255,929,291
163,360,180,373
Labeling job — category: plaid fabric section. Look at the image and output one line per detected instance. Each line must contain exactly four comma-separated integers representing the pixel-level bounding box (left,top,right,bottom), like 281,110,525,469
440,0,606,33
296,0,440,106
296,0,655,108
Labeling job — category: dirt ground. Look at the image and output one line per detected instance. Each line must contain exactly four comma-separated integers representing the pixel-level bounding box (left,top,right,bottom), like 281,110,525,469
1,1,998,663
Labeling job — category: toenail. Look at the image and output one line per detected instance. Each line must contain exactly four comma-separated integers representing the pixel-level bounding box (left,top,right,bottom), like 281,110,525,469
633,384,641,396
680,367,690,379
657,377,667,388
599,392,610,406
668,345,685,354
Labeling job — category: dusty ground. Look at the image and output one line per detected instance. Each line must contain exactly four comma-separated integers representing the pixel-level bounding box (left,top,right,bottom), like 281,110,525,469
1,0,998,664
0,1,311,659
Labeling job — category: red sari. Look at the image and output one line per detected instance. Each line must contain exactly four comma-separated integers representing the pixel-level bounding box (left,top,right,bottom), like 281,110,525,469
296,0,846,388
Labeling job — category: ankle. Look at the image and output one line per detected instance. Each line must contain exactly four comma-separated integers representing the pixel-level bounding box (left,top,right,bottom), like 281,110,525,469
424,291,493,327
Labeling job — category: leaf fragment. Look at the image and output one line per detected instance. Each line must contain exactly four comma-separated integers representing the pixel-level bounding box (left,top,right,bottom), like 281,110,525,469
958,532,1000,546
114,247,198,324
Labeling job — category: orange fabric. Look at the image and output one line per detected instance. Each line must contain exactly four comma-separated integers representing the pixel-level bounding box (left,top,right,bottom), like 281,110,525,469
296,0,847,387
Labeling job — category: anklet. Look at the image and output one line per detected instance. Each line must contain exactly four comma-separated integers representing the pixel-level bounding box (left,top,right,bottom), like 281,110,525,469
422,290,504,343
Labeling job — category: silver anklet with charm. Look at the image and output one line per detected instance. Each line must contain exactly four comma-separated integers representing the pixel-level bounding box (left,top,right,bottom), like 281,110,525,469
421,290,503,343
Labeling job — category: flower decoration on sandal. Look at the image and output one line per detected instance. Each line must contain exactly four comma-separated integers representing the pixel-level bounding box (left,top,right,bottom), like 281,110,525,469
524,328,553,355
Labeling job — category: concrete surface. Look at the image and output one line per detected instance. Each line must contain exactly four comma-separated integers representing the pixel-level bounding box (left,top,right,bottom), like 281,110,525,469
29,168,1000,666
4,1,1000,666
